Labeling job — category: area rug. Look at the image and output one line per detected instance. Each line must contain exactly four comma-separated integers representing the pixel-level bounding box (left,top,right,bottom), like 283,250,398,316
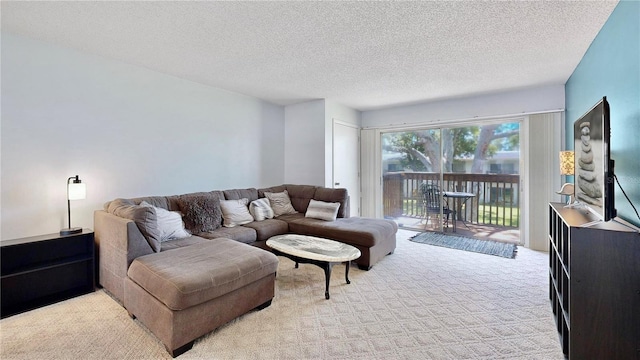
410,231,517,258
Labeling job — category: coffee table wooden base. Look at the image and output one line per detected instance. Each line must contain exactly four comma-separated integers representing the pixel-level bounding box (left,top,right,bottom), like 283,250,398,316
271,249,351,299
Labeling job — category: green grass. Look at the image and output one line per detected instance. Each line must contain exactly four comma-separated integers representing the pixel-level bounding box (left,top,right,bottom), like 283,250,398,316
477,204,520,227
399,199,520,227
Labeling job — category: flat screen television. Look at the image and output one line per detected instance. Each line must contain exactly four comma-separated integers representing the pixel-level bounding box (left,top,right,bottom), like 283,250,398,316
573,96,617,221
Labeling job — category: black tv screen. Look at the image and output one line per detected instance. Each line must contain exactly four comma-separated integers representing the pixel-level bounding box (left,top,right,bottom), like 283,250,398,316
573,96,616,221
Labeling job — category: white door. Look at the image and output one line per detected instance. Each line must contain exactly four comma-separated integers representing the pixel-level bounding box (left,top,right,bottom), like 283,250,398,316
333,120,360,217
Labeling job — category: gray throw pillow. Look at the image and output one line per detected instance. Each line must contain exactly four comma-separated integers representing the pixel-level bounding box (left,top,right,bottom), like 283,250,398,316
106,198,161,252
264,190,297,217
178,195,222,233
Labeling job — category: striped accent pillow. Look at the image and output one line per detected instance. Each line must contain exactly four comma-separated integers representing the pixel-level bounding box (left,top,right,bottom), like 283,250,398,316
249,198,275,221
305,199,340,221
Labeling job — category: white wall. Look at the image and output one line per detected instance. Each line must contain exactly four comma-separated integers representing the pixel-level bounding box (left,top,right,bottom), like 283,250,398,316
325,100,361,187
326,101,361,128
282,99,361,189
283,100,326,186
1,33,285,240
362,85,565,128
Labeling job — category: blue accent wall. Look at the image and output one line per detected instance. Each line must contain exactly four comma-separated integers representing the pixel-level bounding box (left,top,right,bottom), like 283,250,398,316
565,0,640,227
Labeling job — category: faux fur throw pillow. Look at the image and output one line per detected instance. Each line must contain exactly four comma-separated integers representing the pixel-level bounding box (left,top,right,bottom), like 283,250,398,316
178,195,222,234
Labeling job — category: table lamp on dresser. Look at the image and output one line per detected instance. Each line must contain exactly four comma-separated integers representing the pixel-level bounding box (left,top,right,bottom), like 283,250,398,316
556,151,575,205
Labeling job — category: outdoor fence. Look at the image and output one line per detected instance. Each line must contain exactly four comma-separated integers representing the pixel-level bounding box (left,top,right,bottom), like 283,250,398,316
383,172,520,228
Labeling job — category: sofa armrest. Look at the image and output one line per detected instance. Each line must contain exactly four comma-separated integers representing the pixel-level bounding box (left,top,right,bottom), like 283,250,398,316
94,210,154,302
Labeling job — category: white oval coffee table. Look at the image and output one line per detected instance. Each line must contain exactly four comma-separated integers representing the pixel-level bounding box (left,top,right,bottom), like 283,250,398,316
266,234,361,299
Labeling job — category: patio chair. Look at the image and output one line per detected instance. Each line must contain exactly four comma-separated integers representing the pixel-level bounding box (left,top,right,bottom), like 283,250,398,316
421,184,455,231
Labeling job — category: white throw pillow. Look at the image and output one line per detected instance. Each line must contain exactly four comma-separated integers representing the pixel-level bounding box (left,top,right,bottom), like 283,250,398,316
264,190,297,217
304,199,340,221
139,201,191,241
220,198,254,227
305,199,340,221
249,198,275,221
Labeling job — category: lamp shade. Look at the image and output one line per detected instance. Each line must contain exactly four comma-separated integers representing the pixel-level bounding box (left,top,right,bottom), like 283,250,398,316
68,182,86,200
559,151,574,176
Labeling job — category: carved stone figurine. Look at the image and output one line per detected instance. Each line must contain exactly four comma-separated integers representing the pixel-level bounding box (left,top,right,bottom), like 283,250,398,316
577,121,602,205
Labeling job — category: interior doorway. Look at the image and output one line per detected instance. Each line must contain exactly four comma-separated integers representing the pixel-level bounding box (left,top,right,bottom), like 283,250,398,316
381,120,522,244
333,120,360,217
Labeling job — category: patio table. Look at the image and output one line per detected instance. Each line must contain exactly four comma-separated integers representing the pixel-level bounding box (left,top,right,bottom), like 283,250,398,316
443,191,475,230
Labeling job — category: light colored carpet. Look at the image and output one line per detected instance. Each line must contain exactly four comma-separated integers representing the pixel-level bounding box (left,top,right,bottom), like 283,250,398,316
0,229,563,359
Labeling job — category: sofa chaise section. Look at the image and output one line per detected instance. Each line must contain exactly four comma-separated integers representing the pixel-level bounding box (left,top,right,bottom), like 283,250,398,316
288,216,397,270
124,240,278,357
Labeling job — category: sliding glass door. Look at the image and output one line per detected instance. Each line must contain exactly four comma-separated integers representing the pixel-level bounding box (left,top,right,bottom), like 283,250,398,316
381,121,521,241
382,128,447,231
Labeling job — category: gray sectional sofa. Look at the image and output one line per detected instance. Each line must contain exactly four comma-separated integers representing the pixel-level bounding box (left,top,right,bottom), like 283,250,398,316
94,184,397,357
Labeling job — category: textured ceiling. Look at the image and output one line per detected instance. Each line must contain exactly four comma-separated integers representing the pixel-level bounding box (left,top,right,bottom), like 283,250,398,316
1,1,618,111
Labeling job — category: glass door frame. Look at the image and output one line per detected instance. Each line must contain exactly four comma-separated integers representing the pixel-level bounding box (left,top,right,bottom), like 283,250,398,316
379,117,524,238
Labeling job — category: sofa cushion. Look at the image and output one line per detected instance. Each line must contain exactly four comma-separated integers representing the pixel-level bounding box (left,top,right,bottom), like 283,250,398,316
197,226,257,244
160,235,208,251
314,187,349,218
106,198,162,252
283,184,318,213
274,212,306,223
264,190,297,216
223,188,259,202
242,219,289,241
130,196,171,210
258,185,287,198
220,198,254,227
305,199,340,221
249,198,275,221
127,240,279,310
177,194,223,233
288,217,398,248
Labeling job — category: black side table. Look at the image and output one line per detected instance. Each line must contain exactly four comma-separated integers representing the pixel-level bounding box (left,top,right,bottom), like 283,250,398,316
1,229,95,318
